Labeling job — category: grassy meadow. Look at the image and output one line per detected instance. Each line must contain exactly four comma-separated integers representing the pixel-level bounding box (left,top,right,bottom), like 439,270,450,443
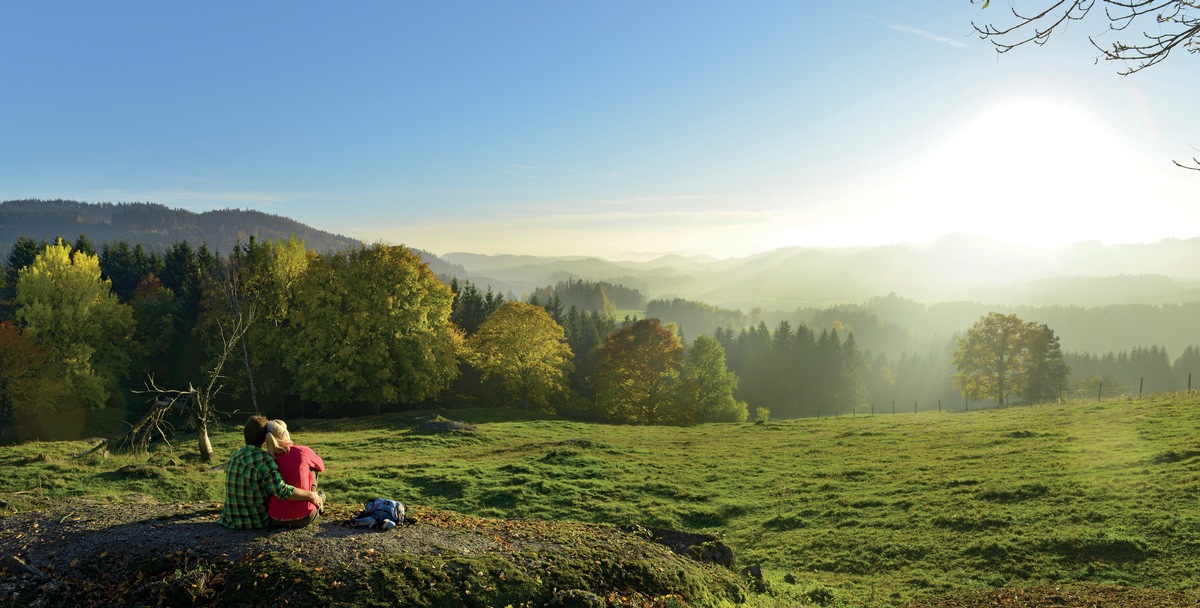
3,394,1200,606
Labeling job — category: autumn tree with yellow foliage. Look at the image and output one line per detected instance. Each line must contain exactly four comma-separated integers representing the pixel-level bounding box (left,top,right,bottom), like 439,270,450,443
15,239,134,410
467,301,573,411
953,312,1068,406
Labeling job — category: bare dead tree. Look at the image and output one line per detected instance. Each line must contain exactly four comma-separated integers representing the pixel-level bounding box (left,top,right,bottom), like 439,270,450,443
75,393,177,459
181,308,254,462
79,308,255,462
215,250,262,415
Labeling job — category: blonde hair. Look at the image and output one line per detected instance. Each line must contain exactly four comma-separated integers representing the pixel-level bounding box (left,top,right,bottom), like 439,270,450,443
263,419,293,456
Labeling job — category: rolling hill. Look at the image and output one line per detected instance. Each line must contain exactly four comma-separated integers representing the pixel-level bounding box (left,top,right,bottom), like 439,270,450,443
0,199,360,256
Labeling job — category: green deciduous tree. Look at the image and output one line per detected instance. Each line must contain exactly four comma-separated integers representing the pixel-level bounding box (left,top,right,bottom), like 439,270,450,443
953,313,1069,405
15,240,134,410
467,301,573,411
199,235,310,415
285,244,460,414
679,335,746,423
592,318,684,424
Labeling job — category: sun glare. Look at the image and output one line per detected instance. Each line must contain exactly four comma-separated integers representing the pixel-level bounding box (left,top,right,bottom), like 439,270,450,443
885,97,1154,248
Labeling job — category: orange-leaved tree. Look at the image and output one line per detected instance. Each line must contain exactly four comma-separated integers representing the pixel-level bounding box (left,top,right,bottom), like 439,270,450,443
592,319,684,424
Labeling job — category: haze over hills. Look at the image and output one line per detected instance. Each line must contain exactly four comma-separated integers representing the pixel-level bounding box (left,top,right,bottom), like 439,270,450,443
4,200,1200,311
443,234,1200,309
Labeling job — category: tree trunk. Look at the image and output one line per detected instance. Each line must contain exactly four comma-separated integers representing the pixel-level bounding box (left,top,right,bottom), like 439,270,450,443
239,335,260,414
197,418,213,463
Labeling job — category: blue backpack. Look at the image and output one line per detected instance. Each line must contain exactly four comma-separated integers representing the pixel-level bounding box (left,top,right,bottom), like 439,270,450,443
350,498,406,529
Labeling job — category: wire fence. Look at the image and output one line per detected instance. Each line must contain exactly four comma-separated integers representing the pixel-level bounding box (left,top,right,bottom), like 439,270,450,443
1059,383,1139,403
849,375,1200,419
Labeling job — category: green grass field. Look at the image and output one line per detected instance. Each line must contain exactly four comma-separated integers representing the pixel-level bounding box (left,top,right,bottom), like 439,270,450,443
3,393,1199,607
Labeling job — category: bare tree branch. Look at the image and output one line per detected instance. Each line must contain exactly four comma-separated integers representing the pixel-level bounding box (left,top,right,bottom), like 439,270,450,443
79,305,257,462
973,0,1200,74
76,379,180,458
974,0,1200,172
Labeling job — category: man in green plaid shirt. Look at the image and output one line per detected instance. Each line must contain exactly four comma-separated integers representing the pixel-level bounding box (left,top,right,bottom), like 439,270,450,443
219,415,325,529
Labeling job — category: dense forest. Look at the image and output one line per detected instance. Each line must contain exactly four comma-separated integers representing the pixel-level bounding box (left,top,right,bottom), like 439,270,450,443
0,236,755,446
3,202,1199,445
0,199,359,257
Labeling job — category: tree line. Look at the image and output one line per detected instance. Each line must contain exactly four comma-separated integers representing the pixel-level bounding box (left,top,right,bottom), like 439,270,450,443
650,294,1200,410
714,322,866,419
0,236,751,444
1066,345,1200,394
3,234,1193,445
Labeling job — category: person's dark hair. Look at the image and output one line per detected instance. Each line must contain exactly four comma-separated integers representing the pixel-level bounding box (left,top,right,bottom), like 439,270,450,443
244,415,269,446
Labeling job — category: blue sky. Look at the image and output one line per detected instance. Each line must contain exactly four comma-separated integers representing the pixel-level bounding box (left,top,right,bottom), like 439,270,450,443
2,2,1197,258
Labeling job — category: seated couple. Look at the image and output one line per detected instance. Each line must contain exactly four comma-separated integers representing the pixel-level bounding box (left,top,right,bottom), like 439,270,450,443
218,415,327,530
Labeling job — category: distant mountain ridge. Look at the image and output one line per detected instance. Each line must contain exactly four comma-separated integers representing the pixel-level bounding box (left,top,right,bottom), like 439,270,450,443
5,200,1199,310
444,234,1200,308
0,199,360,256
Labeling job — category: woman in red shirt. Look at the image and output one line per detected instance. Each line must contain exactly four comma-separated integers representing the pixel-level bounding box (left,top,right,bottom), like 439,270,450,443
264,419,326,528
